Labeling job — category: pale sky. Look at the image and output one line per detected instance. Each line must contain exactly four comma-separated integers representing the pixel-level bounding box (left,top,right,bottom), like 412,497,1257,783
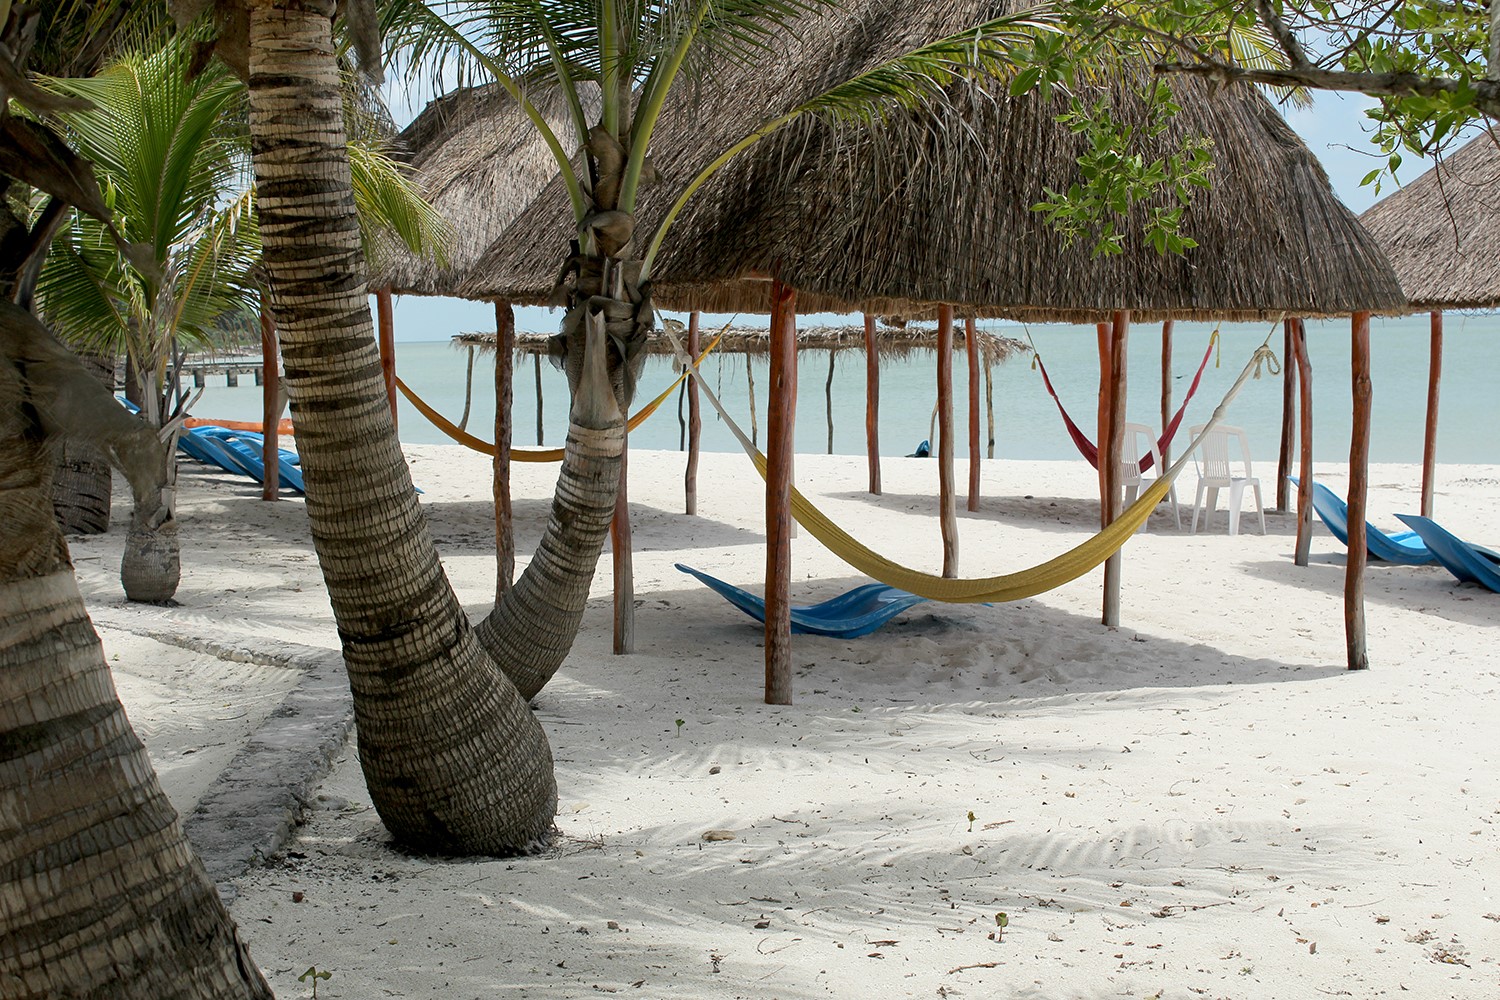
383,88,1432,342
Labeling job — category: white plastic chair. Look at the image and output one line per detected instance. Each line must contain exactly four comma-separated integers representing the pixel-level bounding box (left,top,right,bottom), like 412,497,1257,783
1119,422,1180,530
1189,424,1265,536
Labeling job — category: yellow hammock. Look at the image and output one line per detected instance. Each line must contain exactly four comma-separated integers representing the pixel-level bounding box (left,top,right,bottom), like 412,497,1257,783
396,329,726,462
661,321,1279,604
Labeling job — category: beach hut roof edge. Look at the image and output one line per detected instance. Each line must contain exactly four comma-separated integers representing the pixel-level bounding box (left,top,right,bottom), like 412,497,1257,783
1358,128,1500,312
456,0,1403,320
369,82,597,297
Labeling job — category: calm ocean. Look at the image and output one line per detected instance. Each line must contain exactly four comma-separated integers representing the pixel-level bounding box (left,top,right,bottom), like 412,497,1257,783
194,312,1498,466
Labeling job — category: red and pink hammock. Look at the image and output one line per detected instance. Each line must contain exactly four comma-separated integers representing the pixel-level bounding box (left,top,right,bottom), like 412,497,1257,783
1033,333,1218,473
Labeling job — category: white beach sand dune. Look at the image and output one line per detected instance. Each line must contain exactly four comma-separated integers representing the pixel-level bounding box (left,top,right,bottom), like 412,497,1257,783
76,445,1500,999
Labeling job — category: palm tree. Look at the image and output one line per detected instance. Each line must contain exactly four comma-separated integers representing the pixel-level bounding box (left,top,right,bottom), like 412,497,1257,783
36,37,452,602
161,0,1054,855
1,8,273,995
37,39,260,602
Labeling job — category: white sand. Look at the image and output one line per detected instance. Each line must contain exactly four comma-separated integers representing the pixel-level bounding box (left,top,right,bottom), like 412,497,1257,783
79,445,1500,999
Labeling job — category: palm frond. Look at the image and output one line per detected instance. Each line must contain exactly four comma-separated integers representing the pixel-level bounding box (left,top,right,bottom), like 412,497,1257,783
791,10,1065,125
350,139,456,270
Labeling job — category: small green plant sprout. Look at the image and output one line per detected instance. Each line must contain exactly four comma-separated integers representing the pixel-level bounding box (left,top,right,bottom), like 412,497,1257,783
299,966,331,999
675,718,685,736
995,912,1009,941
967,810,977,832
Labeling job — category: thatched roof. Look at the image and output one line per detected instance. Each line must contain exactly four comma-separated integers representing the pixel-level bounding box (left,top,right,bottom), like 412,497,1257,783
453,324,1029,366
370,83,591,296
1358,129,1500,311
458,0,1402,321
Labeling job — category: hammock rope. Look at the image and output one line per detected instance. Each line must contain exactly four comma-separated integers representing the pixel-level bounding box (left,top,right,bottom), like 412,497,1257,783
662,321,1280,604
1030,330,1219,473
396,329,725,461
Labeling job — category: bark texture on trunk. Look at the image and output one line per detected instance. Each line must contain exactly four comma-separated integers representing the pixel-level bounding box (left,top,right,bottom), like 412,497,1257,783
50,350,115,534
494,300,515,597
248,1,556,853
1,304,271,1000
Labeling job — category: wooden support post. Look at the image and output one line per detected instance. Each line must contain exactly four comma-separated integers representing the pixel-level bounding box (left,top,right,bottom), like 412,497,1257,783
864,314,881,494
966,317,981,512
376,286,397,432
494,301,515,597
612,433,634,655
822,349,835,454
1292,319,1314,567
1101,313,1129,627
459,345,476,431
259,306,280,500
1159,320,1173,468
1346,312,1372,671
765,280,798,705
937,305,959,577
533,353,544,445
1277,318,1296,511
225,370,239,387
1422,311,1443,518
984,360,995,460
686,311,701,515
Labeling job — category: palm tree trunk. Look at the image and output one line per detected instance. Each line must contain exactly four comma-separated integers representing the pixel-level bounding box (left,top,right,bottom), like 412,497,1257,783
246,0,555,854
0,301,271,1000
51,350,115,534
119,431,181,603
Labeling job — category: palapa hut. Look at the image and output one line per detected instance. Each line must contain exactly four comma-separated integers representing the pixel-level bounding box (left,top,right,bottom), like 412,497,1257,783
1358,127,1500,516
457,0,1403,696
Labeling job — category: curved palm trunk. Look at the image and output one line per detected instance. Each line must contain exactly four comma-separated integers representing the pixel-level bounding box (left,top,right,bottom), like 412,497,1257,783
0,302,271,1000
247,0,556,854
472,134,651,699
476,311,625,700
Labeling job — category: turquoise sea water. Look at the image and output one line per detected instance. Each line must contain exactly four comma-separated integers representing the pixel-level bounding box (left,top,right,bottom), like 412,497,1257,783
194,312,1498,466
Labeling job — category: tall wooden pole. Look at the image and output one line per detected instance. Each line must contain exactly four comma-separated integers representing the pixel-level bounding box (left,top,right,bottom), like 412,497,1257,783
1346,312,1372,671
1421,311,1443,518
984,361,996,460
533,353,544,445
686,311,701,515
375,286,397,431
966,316,981,512
1277,318,1296,511
864,313,881,494
765,281,798,705
825,349,837,454
1101,313,1128,627
1293,319,1314,567
1159,320,1173,469
494,301,515,598
937,305,959,577
259,305,280,500
612,432,634,654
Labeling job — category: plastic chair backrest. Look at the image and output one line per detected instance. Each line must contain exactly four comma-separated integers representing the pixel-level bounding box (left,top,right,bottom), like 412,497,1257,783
1119,422,1163,485
1189,424,1252,481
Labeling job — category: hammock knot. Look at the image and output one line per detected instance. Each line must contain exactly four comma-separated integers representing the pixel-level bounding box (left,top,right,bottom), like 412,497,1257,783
1251,345,1282,379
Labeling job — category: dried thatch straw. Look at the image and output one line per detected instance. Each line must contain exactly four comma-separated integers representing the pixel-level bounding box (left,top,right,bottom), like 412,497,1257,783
453,324,1029,367
1358,128,1500,312
457,0,1402,321
370,83,595,296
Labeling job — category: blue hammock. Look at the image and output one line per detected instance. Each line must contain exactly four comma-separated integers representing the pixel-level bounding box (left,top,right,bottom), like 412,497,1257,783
1395,515,1500,593
676,563,931,638
1289,477,1434,565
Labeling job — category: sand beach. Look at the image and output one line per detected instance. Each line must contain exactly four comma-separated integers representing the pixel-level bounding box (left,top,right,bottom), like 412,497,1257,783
74,445,1500,999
